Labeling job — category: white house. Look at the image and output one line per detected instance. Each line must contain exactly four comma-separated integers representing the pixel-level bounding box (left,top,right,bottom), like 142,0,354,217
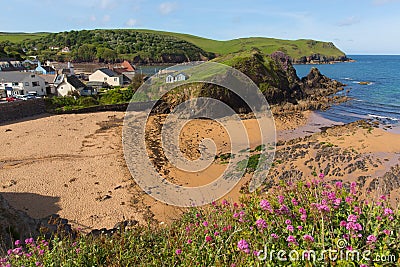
56,75,86,96
166,73,188,83
89,68,123,87
0,72,47,97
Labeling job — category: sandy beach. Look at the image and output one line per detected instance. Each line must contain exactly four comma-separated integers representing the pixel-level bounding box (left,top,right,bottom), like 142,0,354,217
1,111,399,231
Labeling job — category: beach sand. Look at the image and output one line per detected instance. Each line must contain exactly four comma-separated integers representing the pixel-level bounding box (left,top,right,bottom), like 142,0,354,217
0,111,399,230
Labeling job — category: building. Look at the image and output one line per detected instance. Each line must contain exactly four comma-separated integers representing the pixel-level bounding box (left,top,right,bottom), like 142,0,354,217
35,61,56,75
61,47,71,53
39,74,57,95
89,68,123,87
56,75,84,96
55,75,96,97
0,72,46,97
0,58,25,72
166,73,188,83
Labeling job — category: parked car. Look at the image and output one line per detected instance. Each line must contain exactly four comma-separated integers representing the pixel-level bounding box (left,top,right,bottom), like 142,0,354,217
6,96,19,102
14,95,27,100
14,94,35,101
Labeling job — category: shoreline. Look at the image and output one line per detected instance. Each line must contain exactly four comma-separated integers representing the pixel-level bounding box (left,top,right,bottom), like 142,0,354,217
0,110,399,231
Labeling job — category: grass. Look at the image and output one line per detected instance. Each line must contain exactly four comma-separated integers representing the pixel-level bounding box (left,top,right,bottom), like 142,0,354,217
134,29,346,59
1,30,345,60
0,32,48,43
1,176,398,266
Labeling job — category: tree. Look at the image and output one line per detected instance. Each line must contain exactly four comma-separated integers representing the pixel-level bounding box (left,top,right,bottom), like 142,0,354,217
74,44,97,62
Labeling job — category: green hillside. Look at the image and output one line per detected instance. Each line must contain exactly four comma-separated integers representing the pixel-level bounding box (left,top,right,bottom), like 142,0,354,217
0,29,347,63
0,32,48,43
133,29,346,59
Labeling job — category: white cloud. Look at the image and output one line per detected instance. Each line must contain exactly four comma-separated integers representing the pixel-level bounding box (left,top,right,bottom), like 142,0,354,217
125,18,138,27
100,0,116,9
338,16,360,27
102,14,110,23
131,0,144,11
159,2,177,15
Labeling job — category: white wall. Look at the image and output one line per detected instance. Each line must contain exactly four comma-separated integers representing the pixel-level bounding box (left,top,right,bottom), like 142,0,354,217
0,74,46,96
89,70,123,87
57,81,75,97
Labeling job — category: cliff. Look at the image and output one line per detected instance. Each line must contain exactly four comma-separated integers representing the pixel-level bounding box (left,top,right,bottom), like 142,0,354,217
155,50,345,114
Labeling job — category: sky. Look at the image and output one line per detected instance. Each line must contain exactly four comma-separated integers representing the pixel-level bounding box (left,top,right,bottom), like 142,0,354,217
0,0,399,55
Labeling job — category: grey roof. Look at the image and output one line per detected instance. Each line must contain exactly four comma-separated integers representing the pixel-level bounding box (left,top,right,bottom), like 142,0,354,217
98,68,118,77
0,71,35,82
66,75,85,89
43,66,55,72
86,81,106,86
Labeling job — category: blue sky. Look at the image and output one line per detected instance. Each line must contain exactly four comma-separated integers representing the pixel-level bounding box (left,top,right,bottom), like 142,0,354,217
1,0,399,54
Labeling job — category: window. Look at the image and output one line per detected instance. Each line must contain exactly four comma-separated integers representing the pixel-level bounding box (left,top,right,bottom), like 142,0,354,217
12,82,19,86
25,82,29,86
114,78,118,82
31,75,35,78
32,81,40,87
104,77,107,81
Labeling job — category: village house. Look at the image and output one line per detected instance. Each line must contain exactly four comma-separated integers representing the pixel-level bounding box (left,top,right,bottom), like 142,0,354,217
55,74,96,97
39,74,57,95
112,60,135,83
0,72,47,97
35,61,56,75
166,73,188,83
89,68,123,87
61,47,71,53
0,58,26,72
55,75,82,96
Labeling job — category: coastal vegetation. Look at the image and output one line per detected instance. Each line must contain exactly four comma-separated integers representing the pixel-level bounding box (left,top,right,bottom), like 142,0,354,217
1,176,398,266
0,29,347,64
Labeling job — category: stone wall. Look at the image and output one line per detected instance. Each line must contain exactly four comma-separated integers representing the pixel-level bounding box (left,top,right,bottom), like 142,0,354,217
0,99,46,123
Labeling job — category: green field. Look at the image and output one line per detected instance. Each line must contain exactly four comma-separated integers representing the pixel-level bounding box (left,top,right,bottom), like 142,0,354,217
134,29,346,58
0,32,48,43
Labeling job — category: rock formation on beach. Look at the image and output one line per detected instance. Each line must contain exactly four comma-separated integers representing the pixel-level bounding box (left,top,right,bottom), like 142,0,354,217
0,194,73,251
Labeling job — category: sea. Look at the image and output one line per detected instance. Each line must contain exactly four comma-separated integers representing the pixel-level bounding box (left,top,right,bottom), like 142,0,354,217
137,56,400,127
294,55,400,126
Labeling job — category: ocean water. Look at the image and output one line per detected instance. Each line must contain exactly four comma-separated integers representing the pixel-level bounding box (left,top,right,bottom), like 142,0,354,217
294,55,400,125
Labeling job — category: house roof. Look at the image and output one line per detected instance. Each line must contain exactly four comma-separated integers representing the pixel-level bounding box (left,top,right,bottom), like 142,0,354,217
98,68,118,77
121,60,135,72
0,71,35,82
0,59,25,72
39,74,57,84
86,81,106,86
43,66,55,72
66,75,85,89
112,67,126,75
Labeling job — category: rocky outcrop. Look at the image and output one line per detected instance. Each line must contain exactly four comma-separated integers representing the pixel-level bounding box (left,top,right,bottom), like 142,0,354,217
368,165,400,195
300,67,345,97
293,54,351,64
154,51,346,115
0,194,73,252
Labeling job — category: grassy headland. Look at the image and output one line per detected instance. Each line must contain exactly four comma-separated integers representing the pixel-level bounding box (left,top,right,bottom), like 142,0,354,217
0,29,347,64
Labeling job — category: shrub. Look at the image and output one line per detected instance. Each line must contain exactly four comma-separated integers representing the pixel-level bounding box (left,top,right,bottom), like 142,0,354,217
2,176,399,266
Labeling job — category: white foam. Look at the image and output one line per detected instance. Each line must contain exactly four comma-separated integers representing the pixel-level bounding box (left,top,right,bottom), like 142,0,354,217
368,114,399,121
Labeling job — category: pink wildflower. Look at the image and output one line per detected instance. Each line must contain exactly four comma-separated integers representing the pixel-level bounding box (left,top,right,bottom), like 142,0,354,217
303,234,315,242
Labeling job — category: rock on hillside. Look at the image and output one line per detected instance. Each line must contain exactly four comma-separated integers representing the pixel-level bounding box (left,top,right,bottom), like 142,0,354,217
153,50,345,114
